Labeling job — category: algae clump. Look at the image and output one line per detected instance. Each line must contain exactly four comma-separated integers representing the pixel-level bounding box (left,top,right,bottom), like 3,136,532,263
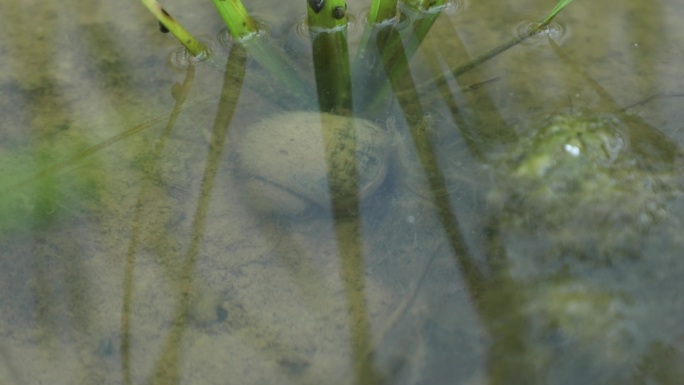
0,130,104,233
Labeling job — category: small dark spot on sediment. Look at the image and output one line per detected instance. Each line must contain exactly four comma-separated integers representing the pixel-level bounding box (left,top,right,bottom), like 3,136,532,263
278,357,310,374
216,305,228,322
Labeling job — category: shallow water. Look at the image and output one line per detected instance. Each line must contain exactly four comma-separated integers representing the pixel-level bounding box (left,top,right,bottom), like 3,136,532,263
2,1,684,384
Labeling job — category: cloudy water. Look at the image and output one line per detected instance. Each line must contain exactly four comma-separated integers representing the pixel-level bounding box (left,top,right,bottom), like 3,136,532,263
1,1,684,384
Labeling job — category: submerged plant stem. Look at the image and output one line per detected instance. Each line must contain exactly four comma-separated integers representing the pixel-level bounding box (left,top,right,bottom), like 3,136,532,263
210,0,313,105
121,62,196,385
169,0,311,106
149,44,247,385
354,1,446,116
308,0,353,113
311,30,353,113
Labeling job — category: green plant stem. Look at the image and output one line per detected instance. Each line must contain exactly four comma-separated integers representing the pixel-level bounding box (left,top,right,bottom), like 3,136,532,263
208,0,313,106
307,0,348,30
368,0,399,24
403,0,445,12
356,1,446,116
407,0,447,42
308,0,353,113
211,0,259,40
311,30,353,113
139,0,208,57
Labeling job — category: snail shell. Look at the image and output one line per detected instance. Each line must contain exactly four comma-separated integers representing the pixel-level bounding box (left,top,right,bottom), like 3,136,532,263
231,111,391,217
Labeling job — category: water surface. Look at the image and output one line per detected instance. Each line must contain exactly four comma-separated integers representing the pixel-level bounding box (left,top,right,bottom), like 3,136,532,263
1,1,684,384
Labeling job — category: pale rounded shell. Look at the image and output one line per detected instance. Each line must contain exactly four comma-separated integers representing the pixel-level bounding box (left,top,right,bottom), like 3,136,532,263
231,112,391,216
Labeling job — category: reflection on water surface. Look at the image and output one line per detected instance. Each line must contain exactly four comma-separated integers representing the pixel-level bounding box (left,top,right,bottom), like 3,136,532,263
1,0,684,384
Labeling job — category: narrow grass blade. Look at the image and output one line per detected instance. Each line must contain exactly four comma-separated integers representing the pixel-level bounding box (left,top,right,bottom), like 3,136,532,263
418,0,574,90
543,0,573,25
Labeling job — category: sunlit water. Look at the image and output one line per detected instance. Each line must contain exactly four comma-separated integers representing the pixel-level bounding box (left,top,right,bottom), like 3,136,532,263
2,1,684,384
